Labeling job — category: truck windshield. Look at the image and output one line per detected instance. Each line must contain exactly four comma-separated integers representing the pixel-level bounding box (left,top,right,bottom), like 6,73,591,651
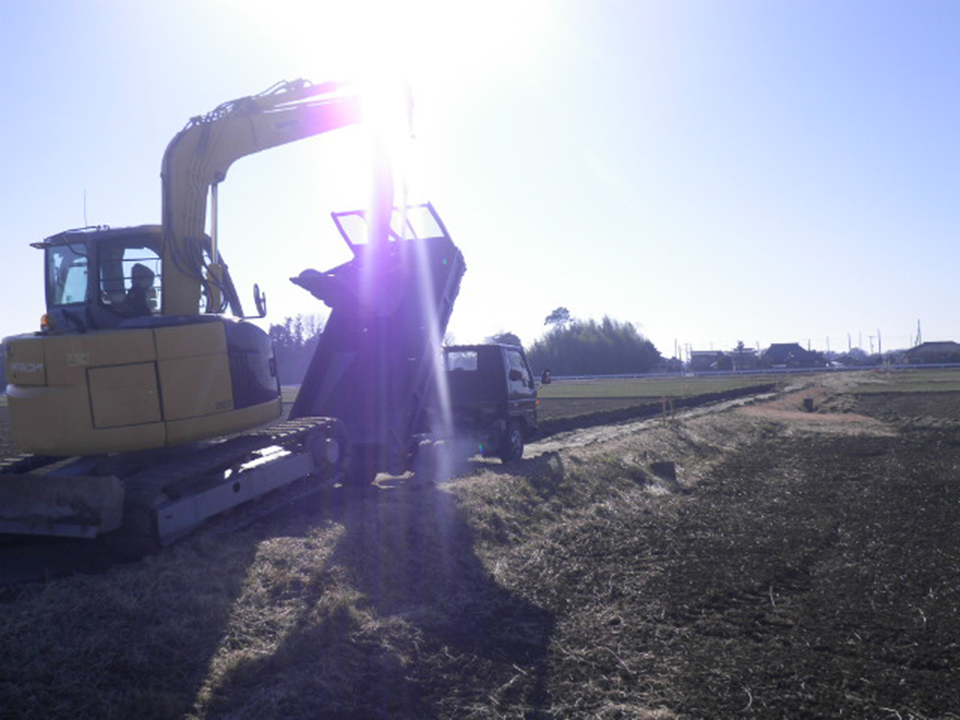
46,243,89,306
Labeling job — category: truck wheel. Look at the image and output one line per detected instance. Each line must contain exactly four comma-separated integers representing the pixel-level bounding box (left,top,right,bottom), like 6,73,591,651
499,421,524,463
412,439,438,483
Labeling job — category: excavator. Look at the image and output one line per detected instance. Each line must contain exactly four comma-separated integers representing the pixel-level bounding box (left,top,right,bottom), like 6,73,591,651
0,79,465,548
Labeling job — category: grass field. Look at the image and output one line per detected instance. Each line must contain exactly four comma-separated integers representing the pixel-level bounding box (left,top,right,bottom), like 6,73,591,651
845,366,960,393
537,374,779,400
540,367,960,404
283,376,778,406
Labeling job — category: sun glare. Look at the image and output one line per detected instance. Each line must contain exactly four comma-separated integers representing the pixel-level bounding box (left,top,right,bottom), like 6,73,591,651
223,0,549,104
217,0,552,214
299,0,547,86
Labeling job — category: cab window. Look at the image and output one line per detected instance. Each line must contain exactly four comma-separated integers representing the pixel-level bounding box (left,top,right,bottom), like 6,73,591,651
505,349,532,391
98,241,162,315
46,243,89,306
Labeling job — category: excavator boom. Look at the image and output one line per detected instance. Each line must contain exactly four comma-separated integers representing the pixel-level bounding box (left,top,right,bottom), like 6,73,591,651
160,79,363,316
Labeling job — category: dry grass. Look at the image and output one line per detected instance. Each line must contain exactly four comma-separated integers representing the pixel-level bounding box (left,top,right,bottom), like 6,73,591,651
2,379,960,718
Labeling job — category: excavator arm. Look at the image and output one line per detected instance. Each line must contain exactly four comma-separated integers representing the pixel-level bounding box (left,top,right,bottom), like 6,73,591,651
159,79,365,316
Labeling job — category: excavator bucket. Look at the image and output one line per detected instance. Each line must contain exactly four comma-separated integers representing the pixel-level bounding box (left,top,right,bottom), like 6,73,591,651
0,474,124,538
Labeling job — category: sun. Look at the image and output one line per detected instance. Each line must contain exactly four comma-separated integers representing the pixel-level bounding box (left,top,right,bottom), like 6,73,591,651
220,0,549,100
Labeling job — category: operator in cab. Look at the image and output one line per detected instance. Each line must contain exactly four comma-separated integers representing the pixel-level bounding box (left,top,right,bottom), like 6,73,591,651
123,263,156,316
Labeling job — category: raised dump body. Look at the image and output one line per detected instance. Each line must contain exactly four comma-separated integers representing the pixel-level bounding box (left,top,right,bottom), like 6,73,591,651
290,203,465,480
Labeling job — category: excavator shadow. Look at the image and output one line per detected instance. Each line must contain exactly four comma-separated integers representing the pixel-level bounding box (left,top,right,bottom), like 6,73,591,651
0,466,555,718
191,475,556,718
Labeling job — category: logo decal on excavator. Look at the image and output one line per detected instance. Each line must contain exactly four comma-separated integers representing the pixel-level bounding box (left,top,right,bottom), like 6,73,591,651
11,362,44,374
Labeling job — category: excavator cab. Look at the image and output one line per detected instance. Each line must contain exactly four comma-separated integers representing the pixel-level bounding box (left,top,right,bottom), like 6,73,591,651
38,225,247,335
3,79,367,459
5,224,280,456
41,226,164,333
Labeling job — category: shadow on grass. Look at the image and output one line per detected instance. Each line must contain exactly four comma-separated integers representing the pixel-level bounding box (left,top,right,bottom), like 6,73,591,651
195,476,556,719
0,531,267,720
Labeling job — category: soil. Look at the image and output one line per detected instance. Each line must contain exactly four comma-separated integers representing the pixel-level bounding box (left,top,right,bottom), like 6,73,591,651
495,377,960,717
1,376,959,718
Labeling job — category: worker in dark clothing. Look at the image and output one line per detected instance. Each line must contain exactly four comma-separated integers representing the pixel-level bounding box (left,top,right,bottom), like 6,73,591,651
124,263,155,316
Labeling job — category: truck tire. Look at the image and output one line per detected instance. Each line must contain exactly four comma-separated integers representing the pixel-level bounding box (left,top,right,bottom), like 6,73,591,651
499,421,524,463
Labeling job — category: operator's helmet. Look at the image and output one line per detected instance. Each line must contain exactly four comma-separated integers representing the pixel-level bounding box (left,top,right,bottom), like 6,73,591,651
131,263,155,289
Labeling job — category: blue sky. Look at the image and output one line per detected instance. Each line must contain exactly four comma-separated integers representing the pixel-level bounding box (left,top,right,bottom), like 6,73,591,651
1,0,957,358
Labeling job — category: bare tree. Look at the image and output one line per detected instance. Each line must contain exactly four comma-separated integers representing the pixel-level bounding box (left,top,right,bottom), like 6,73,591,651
486,331,523,347
544,306,572,330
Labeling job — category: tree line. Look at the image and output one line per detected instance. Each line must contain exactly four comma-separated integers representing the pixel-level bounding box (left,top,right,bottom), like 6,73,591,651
525,311,662,376
268,314,325,386
270,309,663,383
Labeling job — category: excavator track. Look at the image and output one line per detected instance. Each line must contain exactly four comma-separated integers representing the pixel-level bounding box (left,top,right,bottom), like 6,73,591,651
0,454,66,475
0,417,346,553
106,417,347,553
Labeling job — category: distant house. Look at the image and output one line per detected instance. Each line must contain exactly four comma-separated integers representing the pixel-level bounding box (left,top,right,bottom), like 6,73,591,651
689,350,724,372
904,341,960,365
654,357,684,373
762,343,824,369
730,347,759,370
714,354,734,371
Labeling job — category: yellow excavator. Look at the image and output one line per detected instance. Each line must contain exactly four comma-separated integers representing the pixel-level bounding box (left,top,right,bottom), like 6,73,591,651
1,79,465,548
